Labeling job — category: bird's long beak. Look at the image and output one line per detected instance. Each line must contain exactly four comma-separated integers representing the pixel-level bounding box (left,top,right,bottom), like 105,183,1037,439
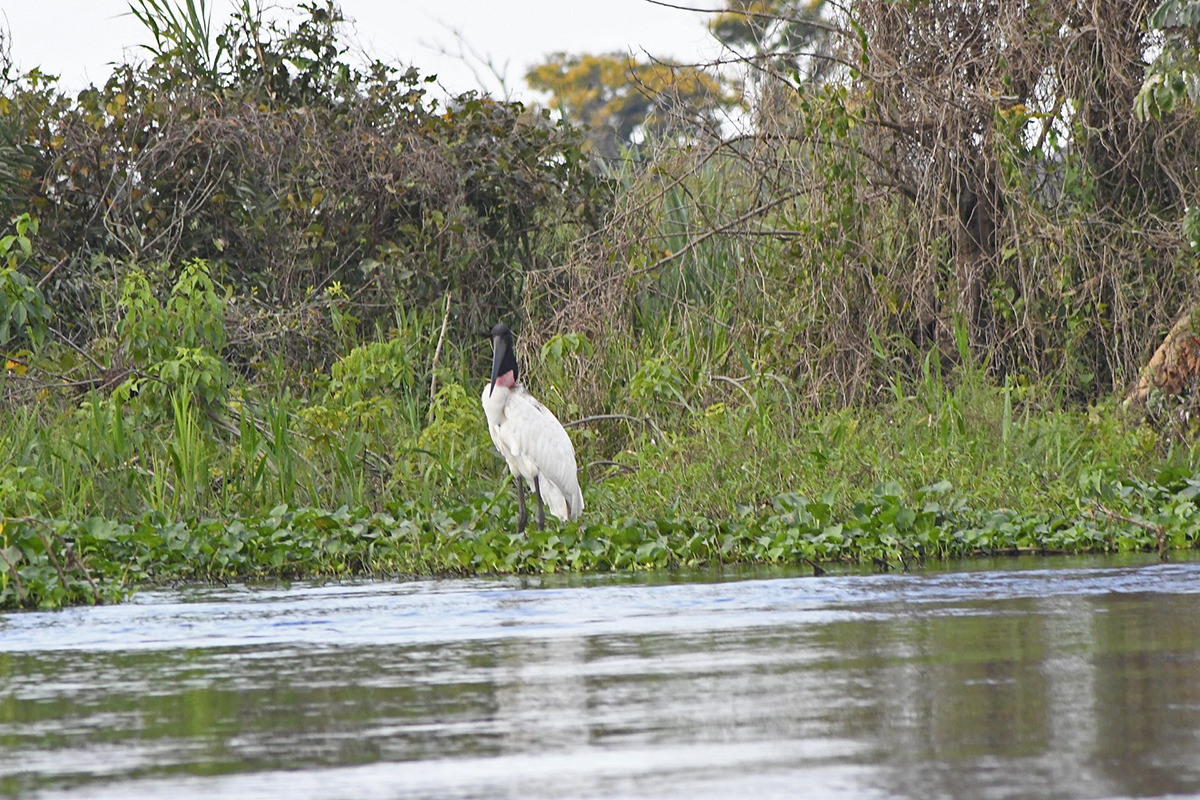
489,335,506,397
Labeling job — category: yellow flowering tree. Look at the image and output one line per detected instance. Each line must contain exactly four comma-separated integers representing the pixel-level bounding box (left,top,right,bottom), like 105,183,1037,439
526,53,739,158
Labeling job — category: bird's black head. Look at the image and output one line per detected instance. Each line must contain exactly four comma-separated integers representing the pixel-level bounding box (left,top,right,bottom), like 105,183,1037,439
489,322,518,396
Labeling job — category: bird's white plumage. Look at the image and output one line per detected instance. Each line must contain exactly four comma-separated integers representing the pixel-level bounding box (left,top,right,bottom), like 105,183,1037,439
482,382,583,521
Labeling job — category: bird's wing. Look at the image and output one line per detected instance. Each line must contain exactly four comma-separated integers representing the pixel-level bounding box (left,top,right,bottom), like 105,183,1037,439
498,389,584,520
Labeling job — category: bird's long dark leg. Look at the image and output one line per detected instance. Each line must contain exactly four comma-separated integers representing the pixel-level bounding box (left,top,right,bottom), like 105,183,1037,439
534,475,546,532
516,476,528,533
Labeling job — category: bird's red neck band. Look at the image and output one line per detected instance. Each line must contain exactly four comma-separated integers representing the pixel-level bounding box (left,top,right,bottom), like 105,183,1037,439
494,370,516,389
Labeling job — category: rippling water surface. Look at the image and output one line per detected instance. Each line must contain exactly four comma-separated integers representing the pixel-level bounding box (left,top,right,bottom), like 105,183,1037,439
4,555,1200,799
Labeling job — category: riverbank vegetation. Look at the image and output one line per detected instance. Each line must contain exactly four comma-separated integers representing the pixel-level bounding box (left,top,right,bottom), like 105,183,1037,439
2,0,1200,608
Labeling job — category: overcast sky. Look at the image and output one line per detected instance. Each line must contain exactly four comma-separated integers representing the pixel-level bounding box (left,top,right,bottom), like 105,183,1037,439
2,1,722,99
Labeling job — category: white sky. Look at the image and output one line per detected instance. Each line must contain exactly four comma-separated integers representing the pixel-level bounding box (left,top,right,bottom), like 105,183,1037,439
1,0,723,100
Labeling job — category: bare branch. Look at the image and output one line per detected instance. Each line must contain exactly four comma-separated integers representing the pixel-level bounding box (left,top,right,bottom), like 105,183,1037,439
641,0,847,39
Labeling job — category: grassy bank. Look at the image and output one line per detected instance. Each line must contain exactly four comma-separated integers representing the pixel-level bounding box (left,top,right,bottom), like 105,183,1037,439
1,249,1197,610
4,366,1200,609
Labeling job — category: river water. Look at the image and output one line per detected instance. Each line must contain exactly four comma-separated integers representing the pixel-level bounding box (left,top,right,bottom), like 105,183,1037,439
3,555,1200,799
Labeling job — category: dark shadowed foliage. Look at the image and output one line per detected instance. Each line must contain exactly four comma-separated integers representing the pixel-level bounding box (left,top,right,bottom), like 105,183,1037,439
0,2,608,367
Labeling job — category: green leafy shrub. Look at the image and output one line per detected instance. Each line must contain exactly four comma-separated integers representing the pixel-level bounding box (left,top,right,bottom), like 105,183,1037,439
629,357,686,410
0,213,50,351
116,259,229,413
415,382,490,489
327,337,418,402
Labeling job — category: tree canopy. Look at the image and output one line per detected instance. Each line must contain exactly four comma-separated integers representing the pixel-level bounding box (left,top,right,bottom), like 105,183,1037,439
525,52,739,158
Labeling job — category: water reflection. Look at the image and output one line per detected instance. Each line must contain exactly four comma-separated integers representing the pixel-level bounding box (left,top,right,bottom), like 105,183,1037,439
2,557,1200,798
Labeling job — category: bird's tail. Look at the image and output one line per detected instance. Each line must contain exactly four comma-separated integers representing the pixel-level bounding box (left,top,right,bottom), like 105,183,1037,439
538,477,584,522
569,484,584,520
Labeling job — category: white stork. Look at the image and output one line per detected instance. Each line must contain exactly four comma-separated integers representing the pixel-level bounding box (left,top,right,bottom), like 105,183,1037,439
481,323,584,532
